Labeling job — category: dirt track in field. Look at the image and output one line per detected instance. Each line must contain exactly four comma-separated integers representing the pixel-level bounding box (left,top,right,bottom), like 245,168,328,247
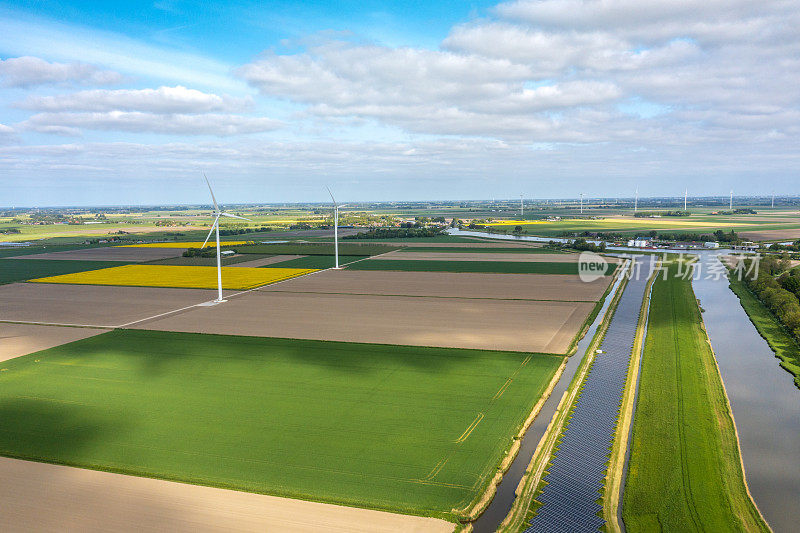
0,283,225,327
8,247,185,262
738,228,800,241
382,251,582,262
259,269,611,301
131,290,592,353
0,457,452,533
0,323,108,362
230,254,305,267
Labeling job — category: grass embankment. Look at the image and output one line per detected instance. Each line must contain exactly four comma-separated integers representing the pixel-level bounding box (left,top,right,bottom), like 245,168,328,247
0,330,562,521
0,258,127,285
348,260,617,275
622,261,768,532
236,243,396,256
29,264,316,290
728,274,800,388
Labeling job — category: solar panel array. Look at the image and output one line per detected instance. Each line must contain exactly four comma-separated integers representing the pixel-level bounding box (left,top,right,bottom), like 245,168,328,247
526,260,653,532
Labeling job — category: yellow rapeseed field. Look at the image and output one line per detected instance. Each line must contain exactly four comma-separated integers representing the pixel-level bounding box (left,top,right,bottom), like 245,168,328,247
29,265,317,290
119,241,254,248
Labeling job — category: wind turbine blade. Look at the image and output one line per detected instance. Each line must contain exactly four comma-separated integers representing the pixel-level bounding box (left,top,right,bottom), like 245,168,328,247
220,212,253,222
201,216,219,248
203,173,219,212
325,185,337,207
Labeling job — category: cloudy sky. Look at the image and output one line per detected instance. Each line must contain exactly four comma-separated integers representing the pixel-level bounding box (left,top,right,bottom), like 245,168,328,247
1,0,798,206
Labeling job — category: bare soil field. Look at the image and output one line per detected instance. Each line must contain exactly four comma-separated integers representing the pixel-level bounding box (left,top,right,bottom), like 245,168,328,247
131,290,593,353
230,254,305,267
0,323,107,362
9,247,185,262
738,228,800,241
367,241,543,248
0,457,452,533
259,269,611,301
0,283,223,327
382,251,582,262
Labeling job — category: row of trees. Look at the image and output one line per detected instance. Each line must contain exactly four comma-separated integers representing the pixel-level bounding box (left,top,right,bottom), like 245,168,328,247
741,255,800,340
634,210,691,217
344,227,445,239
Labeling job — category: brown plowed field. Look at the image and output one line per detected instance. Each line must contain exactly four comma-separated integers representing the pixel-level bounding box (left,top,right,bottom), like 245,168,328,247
738,228,800,241
0,283,224,327
0,323,108,362
259,269,611,301
131,290,593,353
0,457,452,533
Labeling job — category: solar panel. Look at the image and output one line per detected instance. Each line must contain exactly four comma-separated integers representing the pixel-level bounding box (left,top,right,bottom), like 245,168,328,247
527,259,654,532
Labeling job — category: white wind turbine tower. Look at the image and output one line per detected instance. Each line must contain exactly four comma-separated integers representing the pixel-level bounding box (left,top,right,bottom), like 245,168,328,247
634,187,639,213
520,194,524,218
772,191,775,208
730,189,733,210
684,188,688,211
326,186,346,269
201,174,252,303
580,193,584,214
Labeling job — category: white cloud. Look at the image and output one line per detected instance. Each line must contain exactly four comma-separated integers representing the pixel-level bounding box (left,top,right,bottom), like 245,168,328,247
18,86,252,113
0,56,123,87
21,112,282,136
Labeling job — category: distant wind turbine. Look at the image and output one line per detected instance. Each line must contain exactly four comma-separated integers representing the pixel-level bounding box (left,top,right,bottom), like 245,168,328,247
326,186,346,269
201,174,252,303
580,193,584,214
684,188,688,211
520,194,524,218
634,187,638,213
730,189,733,210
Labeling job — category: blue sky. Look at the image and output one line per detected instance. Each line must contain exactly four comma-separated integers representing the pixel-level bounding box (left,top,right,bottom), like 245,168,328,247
1,0,798,206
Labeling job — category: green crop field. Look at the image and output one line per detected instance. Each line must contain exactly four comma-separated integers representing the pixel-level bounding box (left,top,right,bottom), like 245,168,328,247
264,255,367,269
728,274,800,388
398,247,565,253
347,259,615,275
235,243,396,256
0,330,561,520
0,258,129,285
622,262,768,532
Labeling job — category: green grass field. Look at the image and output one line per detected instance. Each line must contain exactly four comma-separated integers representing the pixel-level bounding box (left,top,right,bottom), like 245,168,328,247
347,259,616,275
728,274,800,388
398,247,565,253
622,262,768,532
0,258,129,285
235,243,396,256
264,255,367,269
0,330,561,520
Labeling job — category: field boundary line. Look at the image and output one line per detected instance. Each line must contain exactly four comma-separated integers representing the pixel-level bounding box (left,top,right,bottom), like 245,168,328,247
0,319,113,329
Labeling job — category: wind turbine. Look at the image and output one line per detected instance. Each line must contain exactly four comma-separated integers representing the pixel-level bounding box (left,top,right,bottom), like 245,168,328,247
520,194,524,218
580,193,584,214
326,186,345,269
201,174,252,303
634,187,639,213
730,189,733,210
684,188,688,211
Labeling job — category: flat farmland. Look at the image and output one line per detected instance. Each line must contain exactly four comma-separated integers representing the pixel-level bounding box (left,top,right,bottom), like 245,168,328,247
29,264,317,290
9,247,185,262
131,290,594,353
347,259,616,275
381,252,583,262
0,258,127,285
0,457,452,533
0,323,107,362
0,283,223,327
258,269,611,301
0,329,562,520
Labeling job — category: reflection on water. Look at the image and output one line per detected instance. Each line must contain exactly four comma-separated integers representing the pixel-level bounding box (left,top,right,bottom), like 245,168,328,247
692,251,799,533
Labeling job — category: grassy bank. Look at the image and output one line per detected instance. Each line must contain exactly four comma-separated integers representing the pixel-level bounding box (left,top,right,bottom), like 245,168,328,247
728,273,800,388
622,261,768,532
